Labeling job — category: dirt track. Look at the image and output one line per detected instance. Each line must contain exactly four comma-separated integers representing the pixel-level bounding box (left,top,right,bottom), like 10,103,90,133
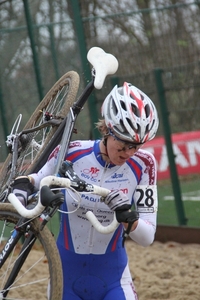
126,240,200,300
25,240,200,299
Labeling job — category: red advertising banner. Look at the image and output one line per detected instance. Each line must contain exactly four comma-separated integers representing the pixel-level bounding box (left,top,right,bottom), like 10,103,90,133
142,131,200,180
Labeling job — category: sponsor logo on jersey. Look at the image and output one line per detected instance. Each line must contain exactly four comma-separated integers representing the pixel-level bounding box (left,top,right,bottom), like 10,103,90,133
111,172,123,179
69,142,81,148
81,194,100,202
81,167,100,182
105,173,128,183
82,167,100,178
114,188,128,194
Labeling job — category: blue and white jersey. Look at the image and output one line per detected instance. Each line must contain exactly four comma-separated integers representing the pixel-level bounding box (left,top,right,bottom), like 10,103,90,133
32,140,158,255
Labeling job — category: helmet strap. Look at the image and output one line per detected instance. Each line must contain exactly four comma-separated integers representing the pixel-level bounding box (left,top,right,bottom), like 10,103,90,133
99,137,110,163
103,131,109,147
103,136,107,147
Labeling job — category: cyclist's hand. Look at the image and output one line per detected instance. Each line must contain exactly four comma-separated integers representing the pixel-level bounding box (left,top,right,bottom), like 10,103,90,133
104,190,130,211
11,176,35,207
104,190,139,224
115,209,139,223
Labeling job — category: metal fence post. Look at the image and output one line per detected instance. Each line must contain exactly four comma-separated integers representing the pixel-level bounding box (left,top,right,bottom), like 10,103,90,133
23,0,43,101
0,81,8,144
68,0,99,139
48,24,60,81
154,68,187,226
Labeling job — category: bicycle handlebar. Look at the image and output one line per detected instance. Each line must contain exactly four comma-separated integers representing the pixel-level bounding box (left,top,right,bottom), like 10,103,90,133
8,176,119,233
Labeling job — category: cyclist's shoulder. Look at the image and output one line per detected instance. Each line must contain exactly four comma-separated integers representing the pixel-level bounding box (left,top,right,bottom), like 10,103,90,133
129,149,157,184
131,148,156,166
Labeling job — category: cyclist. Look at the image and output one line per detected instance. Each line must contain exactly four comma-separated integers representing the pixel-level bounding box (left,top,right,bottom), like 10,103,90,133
12,82,159,300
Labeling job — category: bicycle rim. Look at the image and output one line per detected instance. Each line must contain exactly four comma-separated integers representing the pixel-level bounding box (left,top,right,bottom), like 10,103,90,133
0,71,79,197
0,203,63,300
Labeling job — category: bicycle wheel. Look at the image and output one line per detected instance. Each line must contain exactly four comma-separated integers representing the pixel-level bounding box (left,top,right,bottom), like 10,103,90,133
0,203,63,300
0,71,79,198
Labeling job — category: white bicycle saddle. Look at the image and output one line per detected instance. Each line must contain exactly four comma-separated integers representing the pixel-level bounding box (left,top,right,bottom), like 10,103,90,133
87,47,119,89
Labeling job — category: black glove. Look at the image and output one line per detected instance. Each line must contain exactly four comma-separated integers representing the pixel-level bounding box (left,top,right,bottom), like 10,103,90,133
115,204,139,247
11,176,36,206
115,204,139,223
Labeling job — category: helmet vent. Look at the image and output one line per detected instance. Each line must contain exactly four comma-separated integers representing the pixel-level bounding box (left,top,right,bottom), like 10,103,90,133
131,103,140,117
126,117,135,131
120,100,126,111
111,96,118,116
118,87,124,96
145,104,150,118
140,93,144,100
119,120,126,133
130,94,135,101
148,119,155,132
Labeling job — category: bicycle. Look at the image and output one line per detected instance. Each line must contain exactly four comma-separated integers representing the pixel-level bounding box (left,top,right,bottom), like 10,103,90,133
0,47,119,300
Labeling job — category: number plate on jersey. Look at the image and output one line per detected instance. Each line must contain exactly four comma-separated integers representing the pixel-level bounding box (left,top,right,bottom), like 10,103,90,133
135,185,158,213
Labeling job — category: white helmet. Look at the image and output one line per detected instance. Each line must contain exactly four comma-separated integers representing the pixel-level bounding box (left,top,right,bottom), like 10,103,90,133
101,82,159,143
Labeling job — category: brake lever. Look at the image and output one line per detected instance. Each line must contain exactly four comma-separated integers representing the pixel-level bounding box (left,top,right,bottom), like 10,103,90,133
58,161,86,191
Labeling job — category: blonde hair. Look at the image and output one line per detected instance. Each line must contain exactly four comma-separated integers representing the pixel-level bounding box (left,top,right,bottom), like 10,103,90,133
95,119,109,136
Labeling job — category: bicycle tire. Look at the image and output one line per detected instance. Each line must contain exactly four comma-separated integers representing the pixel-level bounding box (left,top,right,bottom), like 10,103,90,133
0,203,63,300
0,71,79,198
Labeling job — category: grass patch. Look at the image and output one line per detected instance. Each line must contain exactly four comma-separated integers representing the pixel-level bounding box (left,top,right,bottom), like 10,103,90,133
157,175,200,227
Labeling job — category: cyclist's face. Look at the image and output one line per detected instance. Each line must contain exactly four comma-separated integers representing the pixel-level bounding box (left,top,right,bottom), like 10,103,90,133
106,135,141,166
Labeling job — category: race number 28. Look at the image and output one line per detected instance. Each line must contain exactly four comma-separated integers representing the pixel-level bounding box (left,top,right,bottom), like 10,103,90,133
135,185,158,213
